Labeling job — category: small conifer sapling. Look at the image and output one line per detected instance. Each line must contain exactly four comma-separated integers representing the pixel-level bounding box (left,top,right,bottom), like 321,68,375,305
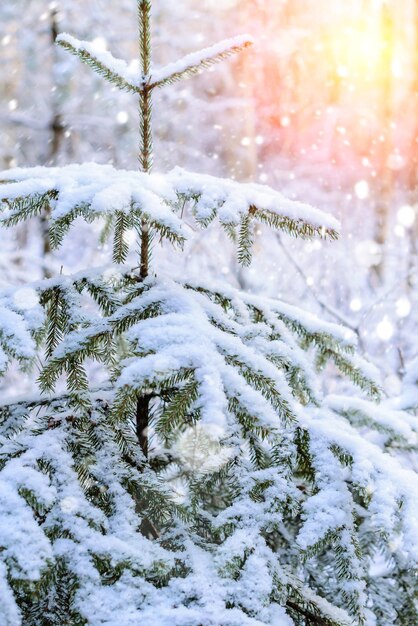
0,2,417,625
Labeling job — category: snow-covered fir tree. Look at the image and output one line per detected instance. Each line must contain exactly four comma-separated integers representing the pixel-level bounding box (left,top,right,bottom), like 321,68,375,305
0,2,417,625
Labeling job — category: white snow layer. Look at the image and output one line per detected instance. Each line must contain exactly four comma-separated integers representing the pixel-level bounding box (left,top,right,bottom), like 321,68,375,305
0,163,340,240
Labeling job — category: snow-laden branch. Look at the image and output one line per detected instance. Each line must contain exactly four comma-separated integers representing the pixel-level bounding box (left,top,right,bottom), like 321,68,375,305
168,167,340,237
149,35,253,88
56,33,253,93
0,164,339,266
0,164,186,256
56,33,139,93
302,403,418,564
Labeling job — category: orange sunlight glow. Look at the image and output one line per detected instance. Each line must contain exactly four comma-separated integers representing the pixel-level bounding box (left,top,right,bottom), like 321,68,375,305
233,0,418,189
328,6,395,88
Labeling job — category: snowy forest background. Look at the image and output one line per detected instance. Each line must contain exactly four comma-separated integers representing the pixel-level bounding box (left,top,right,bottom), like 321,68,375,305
2,0,418,410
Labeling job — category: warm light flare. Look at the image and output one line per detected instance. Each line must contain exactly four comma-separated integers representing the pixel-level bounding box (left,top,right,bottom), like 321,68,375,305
197,1,416,191
328,9,395,87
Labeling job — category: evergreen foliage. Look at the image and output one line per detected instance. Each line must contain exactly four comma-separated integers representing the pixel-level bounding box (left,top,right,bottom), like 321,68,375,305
0,2,417,625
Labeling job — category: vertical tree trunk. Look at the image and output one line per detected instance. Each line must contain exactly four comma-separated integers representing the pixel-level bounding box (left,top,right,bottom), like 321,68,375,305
136,0,154,458
49,6,65,168
41,8,66,278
